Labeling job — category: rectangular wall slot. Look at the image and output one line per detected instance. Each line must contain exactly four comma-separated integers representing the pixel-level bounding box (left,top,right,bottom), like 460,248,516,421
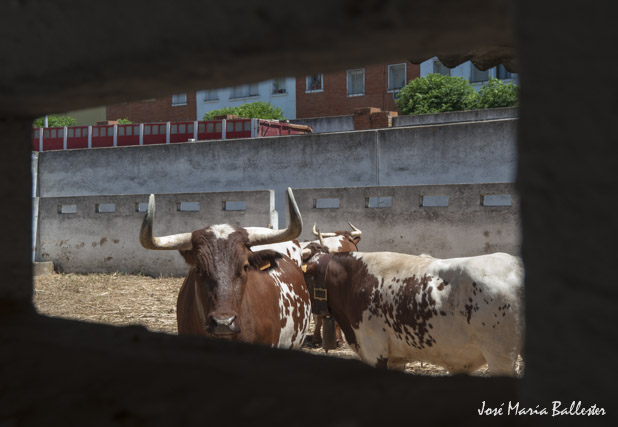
136,202,148,213
314,198,340,209
223,201,246,211
58,204,77,214
365,196,392,208
421,195,449,207
96,203,116,213
482,194,512,207
177,201,200,212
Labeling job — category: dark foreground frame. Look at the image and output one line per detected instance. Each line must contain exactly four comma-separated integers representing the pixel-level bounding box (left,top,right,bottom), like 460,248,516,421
1,1,615,425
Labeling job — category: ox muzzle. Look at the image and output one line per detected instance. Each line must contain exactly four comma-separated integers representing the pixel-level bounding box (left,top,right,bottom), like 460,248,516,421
206,314,240,336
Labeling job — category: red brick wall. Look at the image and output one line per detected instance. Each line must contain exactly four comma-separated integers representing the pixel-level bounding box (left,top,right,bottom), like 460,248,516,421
296,61,419,119
106,93,197,123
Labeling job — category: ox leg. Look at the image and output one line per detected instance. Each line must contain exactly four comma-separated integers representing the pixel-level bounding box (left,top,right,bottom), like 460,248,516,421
484,354,519,377
480,347,519,377
386,359,407,372
312,315,323,346
335,324,344,348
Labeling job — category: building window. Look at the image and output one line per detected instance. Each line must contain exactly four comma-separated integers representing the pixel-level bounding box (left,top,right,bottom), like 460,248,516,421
306,74,323,92
433,60,451,76
471,65,490,83
347,69,365,96
272,78,287,94
172,93,187,106
496,64,513,80
204,89,218,101
231,83,259,99
388,63,407,91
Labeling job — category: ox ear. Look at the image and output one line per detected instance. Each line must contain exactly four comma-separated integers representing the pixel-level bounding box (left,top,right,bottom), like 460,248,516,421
248,250,283,271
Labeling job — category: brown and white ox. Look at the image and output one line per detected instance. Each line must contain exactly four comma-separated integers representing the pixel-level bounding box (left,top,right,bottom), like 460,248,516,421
139,188,311,349
300,223,362,349
300,223,362,260
303,250,524,376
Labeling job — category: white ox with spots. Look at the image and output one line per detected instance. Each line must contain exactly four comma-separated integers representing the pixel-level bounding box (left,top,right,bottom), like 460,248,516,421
303,251,524,376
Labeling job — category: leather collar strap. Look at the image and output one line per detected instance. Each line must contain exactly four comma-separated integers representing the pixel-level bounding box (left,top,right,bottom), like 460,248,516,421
306,254,333,316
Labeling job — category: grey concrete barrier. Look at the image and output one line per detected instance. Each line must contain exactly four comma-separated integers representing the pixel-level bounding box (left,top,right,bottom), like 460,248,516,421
37,190,276,276
289,115,355,134
289,108,518,134
37,119,517,229
294,183,520,258
392,107,518,128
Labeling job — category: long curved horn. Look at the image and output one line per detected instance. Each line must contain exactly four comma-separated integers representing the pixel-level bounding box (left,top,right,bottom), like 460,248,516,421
312,223,336,238
140,194,193,250
246,187,303,246
348,222,362,237
317,228,326,246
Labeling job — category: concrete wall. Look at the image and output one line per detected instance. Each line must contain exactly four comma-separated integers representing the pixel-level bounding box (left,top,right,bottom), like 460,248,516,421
37,119,517,229
294,183,520,257
289,107,517,134
289,115,354,133
392,107,518,127
37,184,519,275
38,190,276,276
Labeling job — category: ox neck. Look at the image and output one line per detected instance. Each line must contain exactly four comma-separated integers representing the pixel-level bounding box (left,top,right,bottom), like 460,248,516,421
308,254,333,316
194,278,207,327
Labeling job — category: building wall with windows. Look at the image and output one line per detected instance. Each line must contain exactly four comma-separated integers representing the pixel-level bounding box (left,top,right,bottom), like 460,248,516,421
65,106,107,126
195,77,296,120
420,57,519,90
106,93,197,123
295,61,419,119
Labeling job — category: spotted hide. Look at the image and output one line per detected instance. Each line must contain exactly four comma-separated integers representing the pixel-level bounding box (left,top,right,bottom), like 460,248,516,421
304,251,524,376
140,188,311,349
252,238,303,267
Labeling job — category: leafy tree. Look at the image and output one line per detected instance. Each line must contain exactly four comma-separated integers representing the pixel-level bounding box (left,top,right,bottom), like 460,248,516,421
203,101,285,120
33,115,77,128
116,118,133,124
202,106,237,119
475,77,519,109
395,74,477,115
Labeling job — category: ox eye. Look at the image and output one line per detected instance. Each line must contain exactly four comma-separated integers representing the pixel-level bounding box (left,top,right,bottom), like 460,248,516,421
243,264,251,273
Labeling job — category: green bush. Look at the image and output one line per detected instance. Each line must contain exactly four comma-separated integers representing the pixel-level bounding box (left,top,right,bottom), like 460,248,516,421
395,74,477,115
203,101,285,120
33,115,77,128
475,77,519,109
116,118,133,124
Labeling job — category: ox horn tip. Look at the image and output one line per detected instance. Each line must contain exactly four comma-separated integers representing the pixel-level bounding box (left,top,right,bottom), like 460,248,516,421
147,194,156,214
348,222,362,236
286,187,302,236
317,228,326,246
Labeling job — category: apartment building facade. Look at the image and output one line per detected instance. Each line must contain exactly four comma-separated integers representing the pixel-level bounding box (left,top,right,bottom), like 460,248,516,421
421,57,519,89
107,78,296,123
106,93,197,123
195,77,296,120
295,61,419,119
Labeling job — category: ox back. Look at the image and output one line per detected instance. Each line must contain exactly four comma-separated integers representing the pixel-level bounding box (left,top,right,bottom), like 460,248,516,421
177,252,311,349
305,251,524,376
252,240,303,267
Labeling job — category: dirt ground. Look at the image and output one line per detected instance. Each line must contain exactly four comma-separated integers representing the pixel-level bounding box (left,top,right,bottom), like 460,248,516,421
33,272,523,377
